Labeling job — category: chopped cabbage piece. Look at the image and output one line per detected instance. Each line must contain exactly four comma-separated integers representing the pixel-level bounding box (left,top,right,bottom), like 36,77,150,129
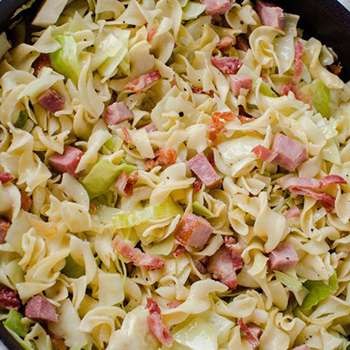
3,310,29,338
311,79,331,118
275,271,303,293
61,255,85,278
183,2,206,20
14,111,29,129
260,82,278,97
192,201,213,219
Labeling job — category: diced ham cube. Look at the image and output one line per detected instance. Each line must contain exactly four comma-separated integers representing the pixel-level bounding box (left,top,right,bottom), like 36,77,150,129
293,346,310,350
211,56,241,74
0,172,14,184
230,75,253,96
103,102,134,126
256,1,285,29
25,295,58,322
238,319,262,349
146,298,173,347
285,207,301,219
113,237,165,270
174,214,213,249
293,40,304,83
188,154,221,188
49,146,83,176
201,0,232,16
33,54,51,76
115,171,138,197
0,218,10,244
37,89,65,113
208,237,243,288
269,243,299,271
252,133,308,172
125,71,161,93
193,179,203,193
217,36,234,51
21,191,32,212
155,148,177,167
0,286,21,310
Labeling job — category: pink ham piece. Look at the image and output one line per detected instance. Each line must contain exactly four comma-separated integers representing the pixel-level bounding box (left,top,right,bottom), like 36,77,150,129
38,89,65,113
0,286,21,310
208,237,243,288
293,346,310,350
230,75,253,96
175,214,213,249
293,40,304,83
103,102,134,125
0,172,14,184
146,298,173,347
188,154,221,188
211,56,241,74
201,0,232,16
125,71,161,93
217,36,234,51
269,243,299,271
172,245,186,258
115,171,138,197
25,295,58,322
238,319,262,349
256,1,285,29
49,146,83,176
0,218,10,244
113,237,165,270
252,133,308,172
285,207,301,219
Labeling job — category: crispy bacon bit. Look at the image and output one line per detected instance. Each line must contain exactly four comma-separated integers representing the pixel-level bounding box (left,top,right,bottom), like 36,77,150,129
328,62,342,76
145,159,157,171
236,34,250,51
122,127,132,144
49,146,83,176
155,148,177,167
38,89,65,113
0,172,14,184
193,179,203,193
113,237,165,270
125,71,161,93
21,191,32,212
285,207,301,219
146,298,173,347
191,86,215,97
173,245,186,258
50,335,67,350
293,40,304,83
256,1,285,29
0,218,10,244
174,213,213,249
217,36,234,51
209,111,236,142
147,27,157,42
25,295,58,322
33,54,51,76
115,171,138,197
269,243,299,271
211,56,242,74
230,75,253,96
0,286,21,310
238,319,262,349
103,102,134,126
201,0,232,16
208,237,243,288
188,153,221,188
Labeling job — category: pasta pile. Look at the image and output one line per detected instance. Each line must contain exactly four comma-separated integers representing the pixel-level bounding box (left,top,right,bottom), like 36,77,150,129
0,0,350,349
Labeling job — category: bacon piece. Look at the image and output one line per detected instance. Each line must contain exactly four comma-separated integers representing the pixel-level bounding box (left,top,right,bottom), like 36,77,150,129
173,245,186,258
230,75,253,96
122,127,132,144
146,298,173,347
50,335,67,350
33,54,51,76
256,1,285,29
269,243,299,271
191,86,214,97
293,40,304,83
113,237,165,270
125,71,161,93
115,171,138,197
211,56,241,74
217,36,234,51
208,238,243,288
103,102,134,126
49,146,83,176
193,179,203,193
285,207,301,219
155,148,177,167
236,34,250,51
279,175,347,191
292,346,310,350
174,213,213,249
145,159,157,171
0,286,21,310
281,82,306,102
0,172,14,184
147,27,157,42
167,300,182,308
253,133,308,172
201,0,232,16
38,89,65,113
238,319,262,349
21,191,32,211
188,154,221,188
25,295,58,322
0,218,10,244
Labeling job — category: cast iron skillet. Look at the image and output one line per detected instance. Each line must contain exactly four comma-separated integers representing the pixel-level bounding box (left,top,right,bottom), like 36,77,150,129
0,0,350,349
